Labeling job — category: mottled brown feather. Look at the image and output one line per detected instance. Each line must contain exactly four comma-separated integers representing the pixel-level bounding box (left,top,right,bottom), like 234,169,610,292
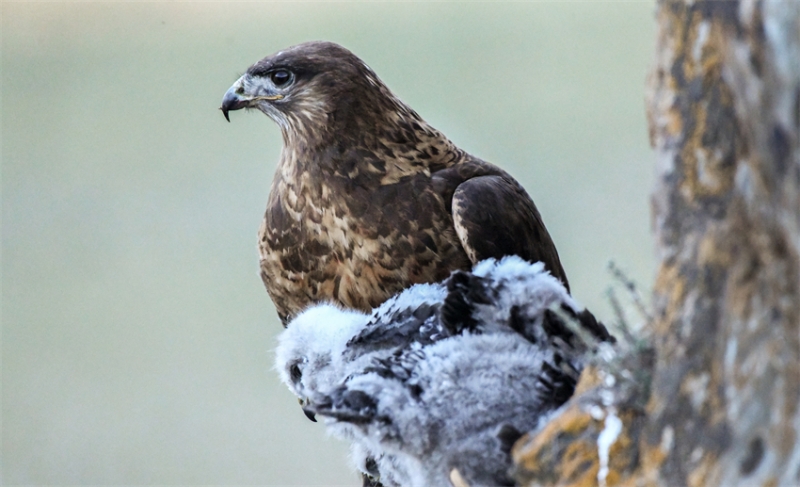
223,41,568,324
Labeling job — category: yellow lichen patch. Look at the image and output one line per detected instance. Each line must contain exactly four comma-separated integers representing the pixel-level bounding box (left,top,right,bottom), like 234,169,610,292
652,262,686,336
574,366,604,396
653,262,684,304
664,10,738,202
559,439,600,487
706,361,728,424
680,11,705,81
726,269,758,320
639,436,669,484
665,104,683,138
697,231,732,268
762,477,778,487
687,453,720,487
512,403,593,472
513,400,642,487
679,117,737,200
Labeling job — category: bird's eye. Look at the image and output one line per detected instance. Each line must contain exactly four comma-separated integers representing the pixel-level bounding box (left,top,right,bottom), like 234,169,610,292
289,363,302,383
270,69,293,87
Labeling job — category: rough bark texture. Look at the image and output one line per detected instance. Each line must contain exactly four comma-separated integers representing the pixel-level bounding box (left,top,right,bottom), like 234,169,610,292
513,0,800,485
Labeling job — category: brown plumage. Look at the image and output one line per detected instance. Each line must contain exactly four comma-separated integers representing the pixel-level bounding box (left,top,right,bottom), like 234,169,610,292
221,41,568,325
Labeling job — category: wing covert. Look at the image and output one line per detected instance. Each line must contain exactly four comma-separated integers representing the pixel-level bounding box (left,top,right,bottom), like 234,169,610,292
451,175,570,291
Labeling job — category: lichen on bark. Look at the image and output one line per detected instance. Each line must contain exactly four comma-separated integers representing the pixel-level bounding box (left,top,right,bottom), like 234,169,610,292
513,1,800,485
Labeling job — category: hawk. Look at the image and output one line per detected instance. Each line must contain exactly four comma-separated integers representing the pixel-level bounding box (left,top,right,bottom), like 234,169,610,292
221,41,569,325
275,256,612,487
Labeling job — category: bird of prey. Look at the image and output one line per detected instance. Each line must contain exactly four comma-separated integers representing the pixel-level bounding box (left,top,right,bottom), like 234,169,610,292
275,281,449,408
275,256,612,487
274,282,451,486
221,41,569,324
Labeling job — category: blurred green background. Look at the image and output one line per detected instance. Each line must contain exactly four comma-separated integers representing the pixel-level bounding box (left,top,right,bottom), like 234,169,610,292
2,2,655,485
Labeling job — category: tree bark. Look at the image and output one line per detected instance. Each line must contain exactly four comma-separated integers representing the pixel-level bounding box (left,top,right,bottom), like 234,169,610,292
512,1,800,485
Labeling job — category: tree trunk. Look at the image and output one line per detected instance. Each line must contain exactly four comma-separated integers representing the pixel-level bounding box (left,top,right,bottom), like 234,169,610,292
512,1,800,485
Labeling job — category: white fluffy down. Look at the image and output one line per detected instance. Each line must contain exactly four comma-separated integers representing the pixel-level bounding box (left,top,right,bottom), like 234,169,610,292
471,256,583,335
274,303,367,400
273,257,590,487
330,332,560,487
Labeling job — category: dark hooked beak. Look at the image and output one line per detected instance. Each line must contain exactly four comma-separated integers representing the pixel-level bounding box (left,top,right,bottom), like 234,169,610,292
302,407,317,422
220,85,247,122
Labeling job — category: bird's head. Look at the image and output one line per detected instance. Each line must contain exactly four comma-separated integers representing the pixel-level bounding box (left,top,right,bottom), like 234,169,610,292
274,303,368,421
221,41,411,144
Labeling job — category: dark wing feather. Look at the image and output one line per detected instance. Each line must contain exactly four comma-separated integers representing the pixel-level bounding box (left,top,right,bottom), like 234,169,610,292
535,359,578,406
348,302,439,349
542,305,616,350
442,267,614,355
451,175,570,291
346,302,453,360
363,347,426,388
440,270,492,334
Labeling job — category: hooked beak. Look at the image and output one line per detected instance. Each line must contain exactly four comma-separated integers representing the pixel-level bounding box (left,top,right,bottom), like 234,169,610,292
220,84,247,122
298,397,317,422
220,76,285,122
302,407,317,422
